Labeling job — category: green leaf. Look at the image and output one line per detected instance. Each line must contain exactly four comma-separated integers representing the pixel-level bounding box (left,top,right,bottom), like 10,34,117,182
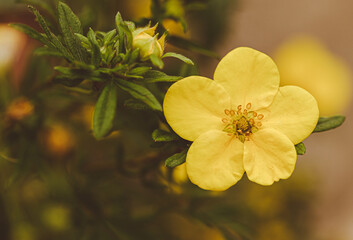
74,33,90,46
128,48,140,64
87,28,102,67
29,5,74,61
114,79,162,111
143,70,182,83
150,54,164,69
162,52,194,65
57,1,88,62
124,99,151,111
129,67,152,76
295,142,306,155
58,1,82,34
16,0,56,18
165,149,188,168
152,129,179,142
313,116,345,132
93,82,118,139
34,46,64,57
28,5,52,38
9,23,49,45
54,66,105,82
103,29,117,46
115,12,133,51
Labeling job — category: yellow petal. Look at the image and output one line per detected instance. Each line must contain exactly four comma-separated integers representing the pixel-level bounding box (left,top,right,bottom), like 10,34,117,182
186,130,244,191
163,76,231,141
214,47,280,110
244,128,296,185
259,86,319,145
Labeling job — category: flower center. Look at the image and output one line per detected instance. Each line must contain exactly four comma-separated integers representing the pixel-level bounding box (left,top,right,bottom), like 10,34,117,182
222,103,264,142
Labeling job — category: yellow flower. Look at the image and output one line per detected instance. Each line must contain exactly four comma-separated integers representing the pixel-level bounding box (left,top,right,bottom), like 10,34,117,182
274,36,352,116
124,0,151,19
44,124,75,156
163,47,319,191
6,97,34,121
132,24,166,61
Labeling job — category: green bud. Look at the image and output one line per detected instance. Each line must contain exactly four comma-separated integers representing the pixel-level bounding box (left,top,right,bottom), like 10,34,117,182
132,24,166,61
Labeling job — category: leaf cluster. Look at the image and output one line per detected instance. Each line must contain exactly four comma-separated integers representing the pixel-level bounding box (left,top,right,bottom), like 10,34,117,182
12,1,194,140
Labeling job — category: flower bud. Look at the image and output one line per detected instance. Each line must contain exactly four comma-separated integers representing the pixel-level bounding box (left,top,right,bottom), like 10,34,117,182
132,24,166,61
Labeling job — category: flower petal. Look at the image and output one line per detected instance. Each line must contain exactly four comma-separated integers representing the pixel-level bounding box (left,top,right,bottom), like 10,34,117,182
214,47,280,110
163,76,231,141
259,85,319,144
244,128,297,185
186,130,244,191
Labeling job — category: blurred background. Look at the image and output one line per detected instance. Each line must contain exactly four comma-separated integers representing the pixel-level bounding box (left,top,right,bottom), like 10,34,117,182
0,0,352,239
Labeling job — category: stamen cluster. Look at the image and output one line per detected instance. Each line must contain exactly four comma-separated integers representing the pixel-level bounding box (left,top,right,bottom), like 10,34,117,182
222,103,264,142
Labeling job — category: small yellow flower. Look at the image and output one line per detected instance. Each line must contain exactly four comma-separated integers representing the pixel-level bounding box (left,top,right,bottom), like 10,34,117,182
44,124,75,156
163,47,319,191
274,36,352,116
132,24,166,61
6,97,34,121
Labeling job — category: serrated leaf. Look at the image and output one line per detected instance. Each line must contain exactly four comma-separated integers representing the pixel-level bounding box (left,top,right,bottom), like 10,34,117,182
29,5,74,61
58,1,88,63
150,54,164,69
165,149,187,168
143,70,182,83
114,78,162,111
58,1,82,34
313,116,345,132
87,28,101,67
28,5,52,38
295,142,306,155
152,129,179,142
162,52,194,65
93,82,118,139
9,23,49,45
34,46,64,57
17,0,56,18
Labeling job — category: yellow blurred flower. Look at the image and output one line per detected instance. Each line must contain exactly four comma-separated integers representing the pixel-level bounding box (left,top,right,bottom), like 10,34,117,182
42,204,71,232
161,213,226,240
80,104,95,130
0,24,27,73
44,124,75,156
165,0,185,19
274,36,352,116
12,222,36,240
162,19,189,38
6,97,34,121
257,220,295,240
163,47,319,191
124,0,151,19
